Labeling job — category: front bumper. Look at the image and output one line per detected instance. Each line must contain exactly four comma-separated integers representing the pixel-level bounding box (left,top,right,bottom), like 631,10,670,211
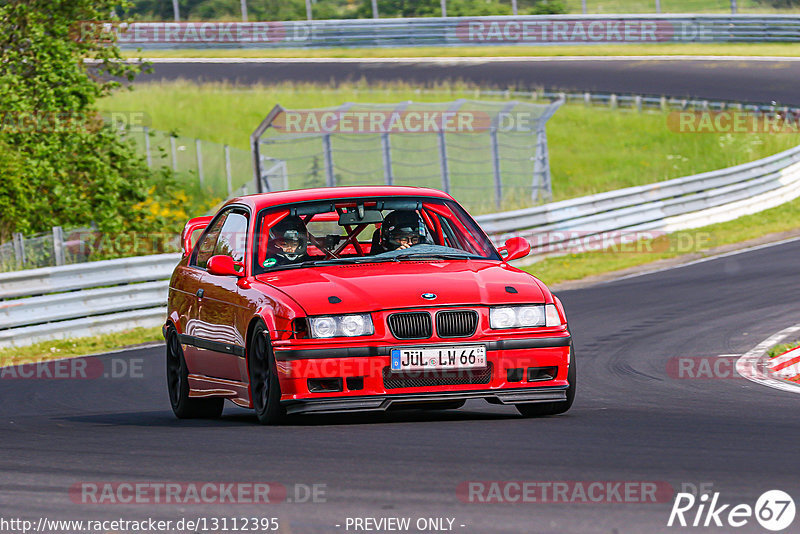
283,385,569,415
273,334,572,409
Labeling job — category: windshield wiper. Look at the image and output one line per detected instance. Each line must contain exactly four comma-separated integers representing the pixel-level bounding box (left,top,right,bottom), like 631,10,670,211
394,253,472,261
306,256,400,266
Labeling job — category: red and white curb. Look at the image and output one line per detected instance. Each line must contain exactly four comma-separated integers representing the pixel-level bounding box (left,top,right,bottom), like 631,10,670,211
769,347,800,382
737,324,800,394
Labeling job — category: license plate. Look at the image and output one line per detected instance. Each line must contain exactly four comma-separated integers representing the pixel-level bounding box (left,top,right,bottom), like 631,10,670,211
390,345,486,372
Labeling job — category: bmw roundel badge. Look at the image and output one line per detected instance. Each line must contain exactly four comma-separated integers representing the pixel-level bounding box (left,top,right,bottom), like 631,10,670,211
421,293,437,300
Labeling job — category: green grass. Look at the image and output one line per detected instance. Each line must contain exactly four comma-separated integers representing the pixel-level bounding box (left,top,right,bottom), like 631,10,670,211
768,341,800,359
124,42,800,59
100,80,800,212
0,327,163,367
524,194,800,286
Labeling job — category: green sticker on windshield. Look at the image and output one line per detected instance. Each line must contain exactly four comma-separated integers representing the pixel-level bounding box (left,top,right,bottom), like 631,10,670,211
263,258,277,267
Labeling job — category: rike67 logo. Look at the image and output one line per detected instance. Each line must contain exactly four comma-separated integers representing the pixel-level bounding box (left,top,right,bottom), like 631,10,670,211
668,490,796,531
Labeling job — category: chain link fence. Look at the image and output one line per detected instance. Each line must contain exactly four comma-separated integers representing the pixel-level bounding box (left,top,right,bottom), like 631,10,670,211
0,227,94,273
252,98,563,213
119,126,281,200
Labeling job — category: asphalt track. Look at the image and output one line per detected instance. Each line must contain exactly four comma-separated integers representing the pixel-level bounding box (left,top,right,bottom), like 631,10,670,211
139,57,800,105
2,238,800,533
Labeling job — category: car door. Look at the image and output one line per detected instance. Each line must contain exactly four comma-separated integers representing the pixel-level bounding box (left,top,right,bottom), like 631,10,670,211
194,208,251,381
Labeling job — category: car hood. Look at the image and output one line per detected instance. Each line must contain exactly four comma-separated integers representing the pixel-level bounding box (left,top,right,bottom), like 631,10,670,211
253,260,547,315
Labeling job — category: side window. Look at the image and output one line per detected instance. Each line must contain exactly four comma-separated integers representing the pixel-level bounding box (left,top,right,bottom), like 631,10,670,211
213,212,249,263
194,212,229,269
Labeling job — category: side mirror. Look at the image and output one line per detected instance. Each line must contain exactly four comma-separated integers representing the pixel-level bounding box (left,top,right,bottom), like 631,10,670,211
207,255,245,277
181,216,213,257
498,237,530,262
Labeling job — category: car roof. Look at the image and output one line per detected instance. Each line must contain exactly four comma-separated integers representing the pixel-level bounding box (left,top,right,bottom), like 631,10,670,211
224,186,454,211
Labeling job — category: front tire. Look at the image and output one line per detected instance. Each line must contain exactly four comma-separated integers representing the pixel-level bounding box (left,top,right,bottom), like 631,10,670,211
166,326,224,419
516,342,576,417
248,323,285,425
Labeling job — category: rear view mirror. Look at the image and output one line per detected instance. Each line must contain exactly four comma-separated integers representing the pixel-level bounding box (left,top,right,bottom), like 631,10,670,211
338,205,384,225
498,237,531,262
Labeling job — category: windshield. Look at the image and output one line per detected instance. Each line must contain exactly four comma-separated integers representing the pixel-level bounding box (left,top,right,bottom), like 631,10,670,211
253,196,500,274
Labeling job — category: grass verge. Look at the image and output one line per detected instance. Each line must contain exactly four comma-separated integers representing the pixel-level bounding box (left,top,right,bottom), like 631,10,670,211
101,80,800,212
0,327,163,368
768,341,800,359
122,43,800,59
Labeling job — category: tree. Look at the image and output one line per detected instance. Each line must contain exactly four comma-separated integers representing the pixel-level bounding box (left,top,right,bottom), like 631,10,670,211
0,0,176,246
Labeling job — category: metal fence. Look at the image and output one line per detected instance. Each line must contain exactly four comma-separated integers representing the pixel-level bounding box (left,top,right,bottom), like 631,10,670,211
119,126,271,200
0,227,93,273
251,99,564,212
114,15,800,49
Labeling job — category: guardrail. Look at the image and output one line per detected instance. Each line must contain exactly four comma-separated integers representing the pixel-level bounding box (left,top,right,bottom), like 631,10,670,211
2,141,800,347
475,143,800,258
0,254,179,347
113,15,800,49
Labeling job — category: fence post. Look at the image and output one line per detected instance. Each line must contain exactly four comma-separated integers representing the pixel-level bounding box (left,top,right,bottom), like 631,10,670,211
381,133,393,185
143,126,152,168
52,226,65,266
655,0,661,13
635,95,643,112
322,134,335,187
224,144,233,196
584,92,591,106
437,131,451,194
533,126,552,203
490,127,502,210
170,136,178,171
12,233,25,269
610,94,618,109
195,139,204,186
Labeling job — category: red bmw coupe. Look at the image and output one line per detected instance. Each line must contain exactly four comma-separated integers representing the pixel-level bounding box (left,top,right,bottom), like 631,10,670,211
164,186,574,424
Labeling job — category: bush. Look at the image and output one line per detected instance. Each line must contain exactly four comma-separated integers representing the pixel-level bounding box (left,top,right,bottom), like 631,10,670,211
0,0,186,253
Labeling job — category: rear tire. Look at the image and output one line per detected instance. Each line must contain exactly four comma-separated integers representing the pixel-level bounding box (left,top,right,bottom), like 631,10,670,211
516,342,576,417
166,326,224,419
248,323,285,425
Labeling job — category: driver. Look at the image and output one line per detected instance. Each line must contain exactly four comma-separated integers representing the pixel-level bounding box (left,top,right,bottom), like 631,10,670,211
374,210,430,254
267,215,309,266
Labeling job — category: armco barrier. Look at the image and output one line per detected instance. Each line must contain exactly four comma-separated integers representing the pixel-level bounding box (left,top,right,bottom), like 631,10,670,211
0,254,179,347
475,143,800,257
2,143,800,347
110,15,800,49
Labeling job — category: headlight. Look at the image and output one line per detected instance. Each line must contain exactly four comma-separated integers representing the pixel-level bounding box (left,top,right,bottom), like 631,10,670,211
490,305,545,329
308,314,374,338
